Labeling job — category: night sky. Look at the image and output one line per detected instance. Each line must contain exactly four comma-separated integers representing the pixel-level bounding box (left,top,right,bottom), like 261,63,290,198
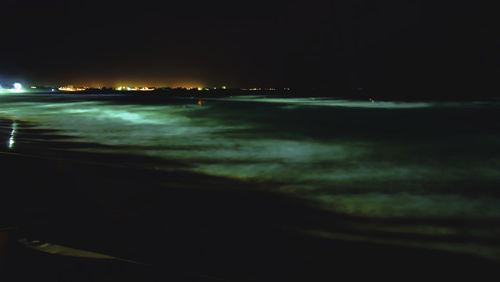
1,1,498,95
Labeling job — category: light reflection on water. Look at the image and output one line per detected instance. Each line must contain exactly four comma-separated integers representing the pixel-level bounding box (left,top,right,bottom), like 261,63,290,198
1,94,500,259
8,121,16,150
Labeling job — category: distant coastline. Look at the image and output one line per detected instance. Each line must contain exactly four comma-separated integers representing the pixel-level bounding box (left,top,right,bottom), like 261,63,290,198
22,88,500,103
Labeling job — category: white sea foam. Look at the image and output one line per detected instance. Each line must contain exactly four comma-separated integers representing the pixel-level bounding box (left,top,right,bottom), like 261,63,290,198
222,97,434,108
1,95,499,222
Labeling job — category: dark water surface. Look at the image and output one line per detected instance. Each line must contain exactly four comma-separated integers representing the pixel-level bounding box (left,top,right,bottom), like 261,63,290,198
1,94,500,280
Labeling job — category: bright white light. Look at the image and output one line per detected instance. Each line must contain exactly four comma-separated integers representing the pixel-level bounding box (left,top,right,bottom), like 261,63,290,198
13,83,22,90
8,122,16,149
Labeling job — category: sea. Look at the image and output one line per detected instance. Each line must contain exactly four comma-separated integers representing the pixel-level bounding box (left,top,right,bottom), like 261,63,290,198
1,93,500,262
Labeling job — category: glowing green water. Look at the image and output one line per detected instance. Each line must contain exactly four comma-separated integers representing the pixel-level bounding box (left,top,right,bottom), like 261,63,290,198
1,94,500,259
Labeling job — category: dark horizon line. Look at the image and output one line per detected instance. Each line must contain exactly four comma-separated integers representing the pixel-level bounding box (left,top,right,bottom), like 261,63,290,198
18,87,500,102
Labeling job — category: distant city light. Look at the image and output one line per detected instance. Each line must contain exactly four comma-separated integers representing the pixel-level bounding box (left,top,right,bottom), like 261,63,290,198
58,85,87,92
115,86,155,91
222,86,227,90
198,87,203,91
13,83,22,90
0,83,25,93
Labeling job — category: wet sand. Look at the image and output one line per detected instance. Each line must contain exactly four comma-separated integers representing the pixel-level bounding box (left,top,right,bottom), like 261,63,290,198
1,118,499,281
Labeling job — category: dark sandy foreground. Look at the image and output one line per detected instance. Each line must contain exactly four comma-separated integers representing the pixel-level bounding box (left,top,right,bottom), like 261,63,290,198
0,118,499,281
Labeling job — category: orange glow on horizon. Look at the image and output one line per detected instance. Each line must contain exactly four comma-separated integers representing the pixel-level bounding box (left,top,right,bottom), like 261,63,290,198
49,78,207,89
109,79,206,90
58,86,87,92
